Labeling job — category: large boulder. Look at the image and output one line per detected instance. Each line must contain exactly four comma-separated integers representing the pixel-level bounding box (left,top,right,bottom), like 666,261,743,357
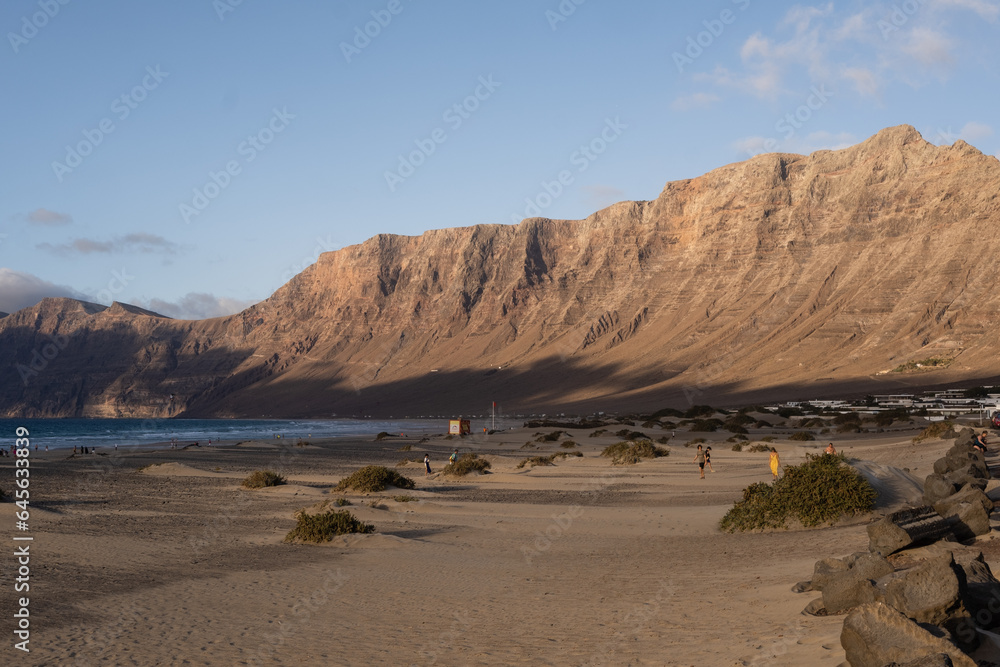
923,473,960,506
823,553,894,614
869,506,958,557
875,554,975,649
955,552,1000,631
884,655,961,667
841,602,976,667
933,485,993,541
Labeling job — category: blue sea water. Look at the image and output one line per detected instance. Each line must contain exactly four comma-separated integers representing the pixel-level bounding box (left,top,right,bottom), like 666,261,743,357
0,418,444,451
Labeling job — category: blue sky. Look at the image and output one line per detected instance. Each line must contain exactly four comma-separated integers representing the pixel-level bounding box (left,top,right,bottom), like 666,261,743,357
2,0,998,318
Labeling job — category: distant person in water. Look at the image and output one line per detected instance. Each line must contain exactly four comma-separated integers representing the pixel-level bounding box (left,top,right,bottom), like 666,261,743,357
693,444,706,479
769,447,781,481
825,442,837,455
424,454,431,475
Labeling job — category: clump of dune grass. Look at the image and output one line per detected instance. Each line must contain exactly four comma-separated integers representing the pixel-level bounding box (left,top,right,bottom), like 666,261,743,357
560,440,579,448
242,470,287,489
520,442,537,449
335,465,415,493
589,429,607,437
284,509,374,543
601,441,669,465
518,456,555,469
535,430,564,442
517,450,584,469
333,497,351,507
398,443,412,452
396,458,413,467
788,431,815,441
912,420,957,443
720,453,875,532
747,443,772,453
439,453,491,477
731,442,744,452
393,495,416,502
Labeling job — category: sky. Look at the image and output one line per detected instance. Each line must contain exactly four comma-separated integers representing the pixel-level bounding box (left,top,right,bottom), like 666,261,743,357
2,0,998,319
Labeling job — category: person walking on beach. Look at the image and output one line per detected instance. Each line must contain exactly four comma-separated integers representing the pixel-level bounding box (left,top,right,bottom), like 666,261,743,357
704,446,715,472
769,447,781,481
424,453,431,476
693,444,706,479
825,442,836,455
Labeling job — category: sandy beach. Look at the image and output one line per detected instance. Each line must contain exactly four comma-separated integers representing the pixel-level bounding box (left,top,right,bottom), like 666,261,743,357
2,420,997,666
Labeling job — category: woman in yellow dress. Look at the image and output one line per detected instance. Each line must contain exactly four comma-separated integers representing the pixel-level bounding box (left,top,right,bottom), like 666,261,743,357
769,447,781,481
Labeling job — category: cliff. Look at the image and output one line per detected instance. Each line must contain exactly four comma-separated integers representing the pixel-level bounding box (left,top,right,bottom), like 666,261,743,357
3,125,999,417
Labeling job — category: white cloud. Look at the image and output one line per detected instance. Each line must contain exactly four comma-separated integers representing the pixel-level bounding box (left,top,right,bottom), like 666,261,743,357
37,233,181,256
733,131,857,158
581,184,626,209
23,208,72,225
0,268,88,314
932,0,1000,21
902,28,954,66
142,292,257,320
670,92,721,111
842,66,881,97
959,121,994,142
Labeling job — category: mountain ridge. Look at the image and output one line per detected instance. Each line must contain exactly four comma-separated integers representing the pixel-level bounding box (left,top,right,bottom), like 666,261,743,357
3,125,999,418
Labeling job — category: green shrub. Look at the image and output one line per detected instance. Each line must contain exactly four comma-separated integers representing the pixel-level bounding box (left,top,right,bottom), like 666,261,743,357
891,357,950,373
836,423,861,434
242,470,287,489
727,434,749,442
440,453,491,477
726,414,755,426
725,424,749,435
720,454,876,532
788,431,815,441
641,420,659,429
913,421,957,442
689,419,721,432
335,466,415,492
615,429,649,440
398,444,412,451
520,442,537,449
284,509,374,543
560,440,578,448
684,405,715,418
375,431,392,441
518,455,555,469
656,436,670,444
396,459,412,467
747,443,772,453
777,407,804,418
601,441,669,465
687,438,707,446
761,436,776,443
334,497,351,507
589,429,607,437
731,443,743,452
833,413,861,425
393,495,416,502
650,407,684,419
536,431,564,442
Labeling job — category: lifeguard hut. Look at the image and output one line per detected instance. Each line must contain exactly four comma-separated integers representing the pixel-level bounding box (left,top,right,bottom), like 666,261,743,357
448,419,471,435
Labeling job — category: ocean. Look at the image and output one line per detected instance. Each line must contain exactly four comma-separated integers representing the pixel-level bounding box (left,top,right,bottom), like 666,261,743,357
0,418,449,451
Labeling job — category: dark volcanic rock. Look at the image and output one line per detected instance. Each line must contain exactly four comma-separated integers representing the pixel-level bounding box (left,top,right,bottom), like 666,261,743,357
840,602,976,667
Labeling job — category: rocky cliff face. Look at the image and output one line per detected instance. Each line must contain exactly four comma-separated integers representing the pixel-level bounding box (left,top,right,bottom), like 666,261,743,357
3,125,999,418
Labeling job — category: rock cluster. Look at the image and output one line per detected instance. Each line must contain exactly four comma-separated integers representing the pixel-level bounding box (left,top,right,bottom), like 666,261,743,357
792,429,997,666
